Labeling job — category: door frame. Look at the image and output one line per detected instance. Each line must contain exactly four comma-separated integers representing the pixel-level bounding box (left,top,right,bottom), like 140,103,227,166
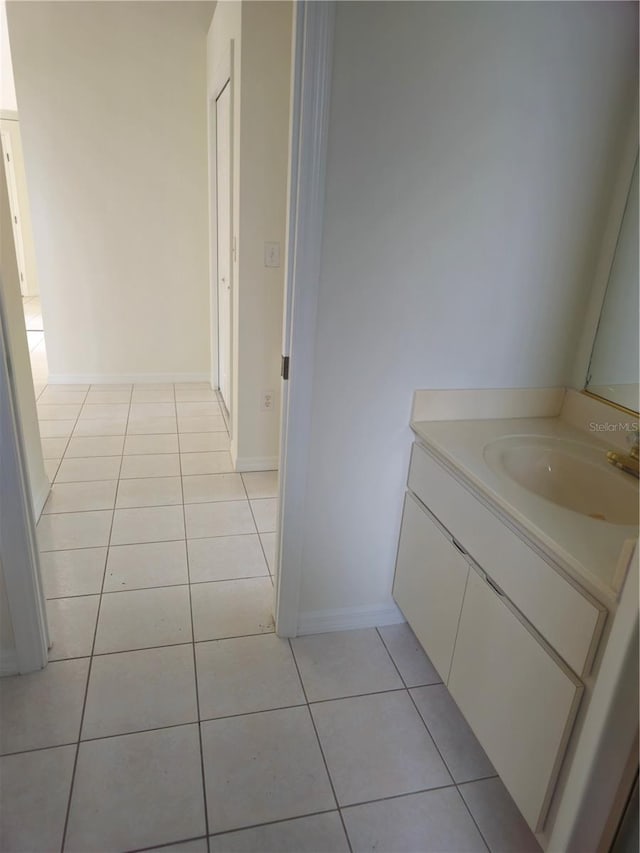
274,0,335,636
208,40,235,428
0,278,49,675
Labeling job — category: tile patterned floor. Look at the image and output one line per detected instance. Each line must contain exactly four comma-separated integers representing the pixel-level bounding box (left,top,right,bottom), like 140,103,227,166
0,301,542,852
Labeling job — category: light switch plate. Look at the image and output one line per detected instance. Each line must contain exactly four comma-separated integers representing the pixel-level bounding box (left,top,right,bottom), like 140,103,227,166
264,242,280,268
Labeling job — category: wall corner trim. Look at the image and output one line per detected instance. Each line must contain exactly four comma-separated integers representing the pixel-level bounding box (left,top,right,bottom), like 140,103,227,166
234,456,279,473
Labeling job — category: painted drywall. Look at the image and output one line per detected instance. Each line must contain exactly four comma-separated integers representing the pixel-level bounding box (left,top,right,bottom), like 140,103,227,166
0,117,40,296
0,133,49,518
0,1,17,112
7,1,214,381
207,0,292,469
0,556,16,670
297,1,638,621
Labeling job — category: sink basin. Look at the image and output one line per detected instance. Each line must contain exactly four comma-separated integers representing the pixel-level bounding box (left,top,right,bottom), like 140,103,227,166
483,435,639,525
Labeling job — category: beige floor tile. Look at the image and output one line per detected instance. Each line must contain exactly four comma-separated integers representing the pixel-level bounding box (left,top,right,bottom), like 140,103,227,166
411,684,495,783
64,435,125,457
40,547,107,599
79,403,129,420
82,645,198,739
201,707,335,834
94,585,192,653
191,578,274,641
241,470,279,499
181,451,234,475
44,480,118,514
131,386,176,403
39,420,75,439
0,659,89,754
46,596,100,660
188,534,268,583
175,385,219,402
104,540,188,592
37,510,112,551
310,691,451,805
116,475,183,508
127,415,177,435
209,813,349,853
65,725,206,852
110,504,185,545
0,745,76,853
260,532,277,574
124,433,180,455
250,498,278,533
41,437,69,459
55,456,121,483
176,402,221,417
378,623,442,687
196,634,304,719
130,402,176,418
459,777,542,853
178,415,227,433
85,389,132,404
183,473,245,504
72,417,128,437
120,452,181,478
342,787,487,853
179,432,230,453
37,403,82,420
291,628,404,701
185,500,255,539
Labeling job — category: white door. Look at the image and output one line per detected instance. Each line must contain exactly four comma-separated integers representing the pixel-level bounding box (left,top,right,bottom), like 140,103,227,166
216,81,232,411
1,131,28,297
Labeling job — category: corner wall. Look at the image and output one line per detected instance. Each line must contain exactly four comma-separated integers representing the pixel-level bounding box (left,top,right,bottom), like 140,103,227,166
297,1,638,625
7,1,214,381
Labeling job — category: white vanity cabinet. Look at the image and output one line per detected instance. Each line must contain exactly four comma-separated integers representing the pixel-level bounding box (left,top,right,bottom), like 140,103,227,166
447,567,583,832
393,492,469,682
392,440,602,834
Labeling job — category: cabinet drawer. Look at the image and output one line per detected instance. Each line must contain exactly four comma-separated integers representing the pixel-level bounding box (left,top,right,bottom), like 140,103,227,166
408,442,605,676
393,492,469,682
448,568,583,832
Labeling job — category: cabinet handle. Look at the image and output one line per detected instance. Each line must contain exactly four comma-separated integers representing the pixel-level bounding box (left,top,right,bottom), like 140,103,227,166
452,538,467,555
484,574,505,597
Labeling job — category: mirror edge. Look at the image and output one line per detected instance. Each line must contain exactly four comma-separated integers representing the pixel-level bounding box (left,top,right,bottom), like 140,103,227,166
571,104,639,398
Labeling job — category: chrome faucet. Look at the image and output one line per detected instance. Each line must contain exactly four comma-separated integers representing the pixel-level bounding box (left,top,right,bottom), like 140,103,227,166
606,428,639,479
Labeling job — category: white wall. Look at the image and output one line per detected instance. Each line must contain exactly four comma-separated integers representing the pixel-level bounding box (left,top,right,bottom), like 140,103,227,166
0,1,17,112
297,1,638,621
7,1,214,381
0,557,16,672
207,0,292,469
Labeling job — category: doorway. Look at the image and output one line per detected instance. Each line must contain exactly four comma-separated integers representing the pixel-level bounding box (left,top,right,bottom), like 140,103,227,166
215,79,232,414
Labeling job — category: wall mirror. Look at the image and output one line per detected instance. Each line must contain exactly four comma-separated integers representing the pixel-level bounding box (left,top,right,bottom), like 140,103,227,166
585,153,639,414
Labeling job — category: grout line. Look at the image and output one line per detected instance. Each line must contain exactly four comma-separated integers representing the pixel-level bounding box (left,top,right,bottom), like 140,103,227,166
58,384,131,852
375,628,494,851
175,384,212,853
287,638,354,853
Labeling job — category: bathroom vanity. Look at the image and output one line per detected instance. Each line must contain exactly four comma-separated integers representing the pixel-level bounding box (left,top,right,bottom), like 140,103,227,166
392,388,639,846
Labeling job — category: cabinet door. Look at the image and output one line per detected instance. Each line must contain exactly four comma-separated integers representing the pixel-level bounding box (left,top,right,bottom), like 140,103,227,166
393,492,469,682
448,568,583,832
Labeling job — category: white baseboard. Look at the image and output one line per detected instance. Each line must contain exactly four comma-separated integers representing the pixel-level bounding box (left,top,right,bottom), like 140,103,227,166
0,649,18,677
234,456,279,473
297,602,405,636
32,477,51,521
47,372,210,385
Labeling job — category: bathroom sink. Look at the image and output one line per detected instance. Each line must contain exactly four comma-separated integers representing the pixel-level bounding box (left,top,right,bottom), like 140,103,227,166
483,435,639,525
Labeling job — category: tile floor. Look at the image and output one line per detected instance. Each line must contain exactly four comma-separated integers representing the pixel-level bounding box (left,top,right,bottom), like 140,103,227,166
0,301,542,852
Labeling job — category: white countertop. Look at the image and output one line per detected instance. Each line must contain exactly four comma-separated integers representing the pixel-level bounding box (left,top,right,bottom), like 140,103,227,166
411,415,638,603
